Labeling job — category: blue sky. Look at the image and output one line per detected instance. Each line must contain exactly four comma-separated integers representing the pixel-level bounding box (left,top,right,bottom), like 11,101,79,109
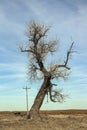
0,0,87,111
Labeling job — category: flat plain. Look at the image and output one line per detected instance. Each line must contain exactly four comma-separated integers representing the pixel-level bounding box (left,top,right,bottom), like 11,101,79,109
0,110,87,130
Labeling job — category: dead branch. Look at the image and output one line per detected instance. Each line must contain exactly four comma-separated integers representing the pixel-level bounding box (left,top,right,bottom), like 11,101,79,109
47,83,67,102
26,21,50,45
58,42,74,70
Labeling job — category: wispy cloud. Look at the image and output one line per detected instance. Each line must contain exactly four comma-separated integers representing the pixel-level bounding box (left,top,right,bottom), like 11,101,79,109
0,62,26,76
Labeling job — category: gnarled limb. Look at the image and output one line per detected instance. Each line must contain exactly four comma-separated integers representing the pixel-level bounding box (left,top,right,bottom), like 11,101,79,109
49,89,67,103
58,42,74,70
49,42,74,77
46,83,67,103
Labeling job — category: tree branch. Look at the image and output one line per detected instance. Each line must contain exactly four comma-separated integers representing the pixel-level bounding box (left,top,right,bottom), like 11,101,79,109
47,83,66,103
19,45,34,53
58,42,74,70
65,42,74,66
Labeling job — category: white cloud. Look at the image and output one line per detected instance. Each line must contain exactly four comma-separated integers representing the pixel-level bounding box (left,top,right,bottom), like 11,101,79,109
0,6,25,39
0,62,26,72
72,66,87,76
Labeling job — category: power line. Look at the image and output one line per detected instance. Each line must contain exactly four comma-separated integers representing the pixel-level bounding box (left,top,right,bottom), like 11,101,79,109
23,86,30,117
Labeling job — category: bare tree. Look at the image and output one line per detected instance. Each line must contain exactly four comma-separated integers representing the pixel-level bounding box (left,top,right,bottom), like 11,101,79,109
20,21,74,119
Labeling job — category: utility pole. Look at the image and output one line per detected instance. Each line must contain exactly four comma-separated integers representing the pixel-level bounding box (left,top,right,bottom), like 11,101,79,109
23,86,30,117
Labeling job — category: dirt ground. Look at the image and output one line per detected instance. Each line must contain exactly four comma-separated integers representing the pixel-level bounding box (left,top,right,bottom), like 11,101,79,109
0,111,87,130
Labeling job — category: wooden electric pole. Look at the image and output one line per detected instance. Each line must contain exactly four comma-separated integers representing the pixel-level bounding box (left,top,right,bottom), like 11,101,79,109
23,86,30,117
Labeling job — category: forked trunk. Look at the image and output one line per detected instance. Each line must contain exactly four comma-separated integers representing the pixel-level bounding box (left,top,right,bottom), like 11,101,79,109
28,76,51,119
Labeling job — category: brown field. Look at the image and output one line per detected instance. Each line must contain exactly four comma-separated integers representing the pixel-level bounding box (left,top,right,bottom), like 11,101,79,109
0,110,87,130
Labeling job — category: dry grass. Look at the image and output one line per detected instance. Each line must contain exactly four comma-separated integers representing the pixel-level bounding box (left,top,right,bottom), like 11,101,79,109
0,110,87,130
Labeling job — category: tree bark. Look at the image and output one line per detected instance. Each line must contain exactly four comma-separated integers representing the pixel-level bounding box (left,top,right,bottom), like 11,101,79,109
28,76,51,119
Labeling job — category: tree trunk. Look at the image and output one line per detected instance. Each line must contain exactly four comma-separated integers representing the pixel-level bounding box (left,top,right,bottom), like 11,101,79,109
28,76,51,119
